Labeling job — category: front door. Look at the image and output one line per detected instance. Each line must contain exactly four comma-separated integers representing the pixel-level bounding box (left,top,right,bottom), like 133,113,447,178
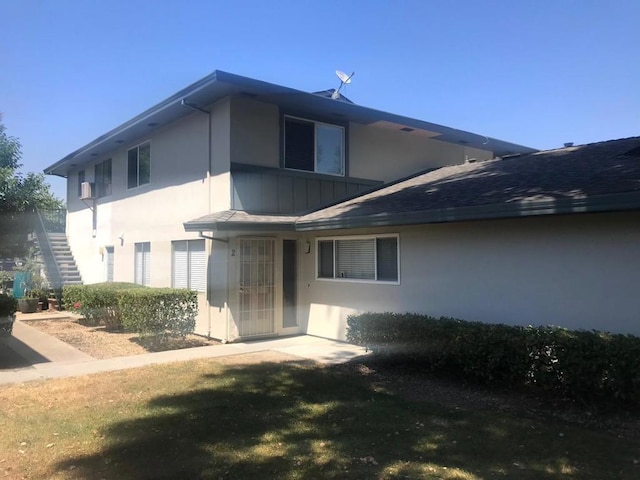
238,238,275,337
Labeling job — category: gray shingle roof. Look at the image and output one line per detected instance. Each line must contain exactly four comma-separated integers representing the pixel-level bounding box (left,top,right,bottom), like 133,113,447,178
296,136,640,230
184,210,298,232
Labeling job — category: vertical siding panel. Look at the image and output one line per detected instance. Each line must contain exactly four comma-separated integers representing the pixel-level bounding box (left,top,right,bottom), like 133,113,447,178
261,175,279,213
307,179,321,210
333,182,346,201
278,176,294,214
232,173,247,210
320,181,334,205
293,177,307,212
346,183,359,195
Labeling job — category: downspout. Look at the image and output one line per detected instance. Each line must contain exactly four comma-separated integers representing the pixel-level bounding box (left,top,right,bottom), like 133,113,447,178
181,99,214,338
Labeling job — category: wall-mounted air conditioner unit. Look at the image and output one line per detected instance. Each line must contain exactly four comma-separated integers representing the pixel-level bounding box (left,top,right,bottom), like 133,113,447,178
80,181,95,200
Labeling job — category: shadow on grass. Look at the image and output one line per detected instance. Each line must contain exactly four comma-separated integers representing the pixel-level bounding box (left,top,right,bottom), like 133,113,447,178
54,361,638,479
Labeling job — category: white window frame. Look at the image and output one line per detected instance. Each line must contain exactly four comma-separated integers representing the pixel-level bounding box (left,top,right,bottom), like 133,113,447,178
127,141,151,189
134,242,151,286
283,115,345,176
315,234,400,284
171,239,206,293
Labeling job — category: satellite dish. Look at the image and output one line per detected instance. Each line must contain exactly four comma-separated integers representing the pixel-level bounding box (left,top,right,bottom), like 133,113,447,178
332,70,355,99
336,70,353,84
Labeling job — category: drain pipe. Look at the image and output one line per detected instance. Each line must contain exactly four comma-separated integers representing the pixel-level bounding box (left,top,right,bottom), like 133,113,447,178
181,99,214,338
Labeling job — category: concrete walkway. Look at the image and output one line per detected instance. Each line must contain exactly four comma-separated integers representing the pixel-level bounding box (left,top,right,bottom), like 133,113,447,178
0,320,368,387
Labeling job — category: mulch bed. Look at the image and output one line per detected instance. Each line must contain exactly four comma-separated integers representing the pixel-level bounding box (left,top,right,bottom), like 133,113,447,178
21,318,219,359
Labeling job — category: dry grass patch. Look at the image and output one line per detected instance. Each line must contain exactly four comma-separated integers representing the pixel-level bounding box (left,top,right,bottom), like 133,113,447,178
1,355,639,479
21,319,218,358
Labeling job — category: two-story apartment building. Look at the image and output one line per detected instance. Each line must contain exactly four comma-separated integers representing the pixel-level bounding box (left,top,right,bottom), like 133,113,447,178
45,71,640,341
44,71,534,340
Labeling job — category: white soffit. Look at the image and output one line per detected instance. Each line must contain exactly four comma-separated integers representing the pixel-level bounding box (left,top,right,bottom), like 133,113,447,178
370,120,441,138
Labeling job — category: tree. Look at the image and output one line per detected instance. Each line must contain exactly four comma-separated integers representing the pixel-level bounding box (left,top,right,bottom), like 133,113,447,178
0,116,63,258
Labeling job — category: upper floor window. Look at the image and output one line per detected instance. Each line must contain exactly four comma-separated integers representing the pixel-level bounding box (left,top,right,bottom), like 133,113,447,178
317,234,399,283
284,116,344,176
77,170,85,197
95,158,112,197
128,142,150,189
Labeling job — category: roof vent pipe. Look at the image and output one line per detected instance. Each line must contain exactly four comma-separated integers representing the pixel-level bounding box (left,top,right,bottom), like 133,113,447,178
564,142,574,148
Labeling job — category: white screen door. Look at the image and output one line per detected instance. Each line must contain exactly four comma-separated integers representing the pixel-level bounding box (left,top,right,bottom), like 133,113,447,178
239,238,275,337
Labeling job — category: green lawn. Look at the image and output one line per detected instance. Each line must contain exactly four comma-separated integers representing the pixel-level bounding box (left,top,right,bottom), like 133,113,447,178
1,354,639,479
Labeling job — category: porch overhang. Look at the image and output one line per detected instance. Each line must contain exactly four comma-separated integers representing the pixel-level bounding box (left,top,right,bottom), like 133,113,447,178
183,210,298,234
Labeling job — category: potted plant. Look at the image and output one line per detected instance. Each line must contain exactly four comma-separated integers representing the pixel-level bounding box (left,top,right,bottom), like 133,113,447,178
0,294,17,336
29,288,48,312
18,290,39,314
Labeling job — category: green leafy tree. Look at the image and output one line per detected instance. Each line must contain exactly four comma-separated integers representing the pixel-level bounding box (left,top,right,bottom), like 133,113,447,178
0,115,63,258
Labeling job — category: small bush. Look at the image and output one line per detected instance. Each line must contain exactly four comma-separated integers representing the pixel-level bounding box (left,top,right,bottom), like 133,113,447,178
0,294,17,336
62,284,197,338
119,288,197,339
347,312,640,407
0,294,17,317
63,283,145,330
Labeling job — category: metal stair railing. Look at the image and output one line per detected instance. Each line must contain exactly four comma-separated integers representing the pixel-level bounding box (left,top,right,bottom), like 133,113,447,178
34,207,65,289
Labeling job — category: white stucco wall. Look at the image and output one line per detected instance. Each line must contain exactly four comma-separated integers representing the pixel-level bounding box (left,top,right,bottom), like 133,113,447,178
301,211,640,340
66,109,216,334
349,124,493,181
230,97,279,168
226,97,493,183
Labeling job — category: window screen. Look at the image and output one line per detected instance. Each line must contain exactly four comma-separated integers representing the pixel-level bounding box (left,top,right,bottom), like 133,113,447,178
172,240,206,292
317,236,399,282
284,118,314,171
134,242,151,285
284,116,344,175
336,239,375,280
376,237,398,281
128,142,151,188
317,240,334,278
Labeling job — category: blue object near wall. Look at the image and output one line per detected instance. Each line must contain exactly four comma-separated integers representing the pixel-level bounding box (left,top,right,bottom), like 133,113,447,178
12,272,30,299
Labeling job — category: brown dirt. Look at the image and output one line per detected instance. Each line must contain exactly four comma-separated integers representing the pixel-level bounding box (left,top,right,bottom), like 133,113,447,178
21,318,220,359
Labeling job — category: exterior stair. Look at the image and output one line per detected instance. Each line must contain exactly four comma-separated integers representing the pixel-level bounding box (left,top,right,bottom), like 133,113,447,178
45,233,83,285
33,208,82,288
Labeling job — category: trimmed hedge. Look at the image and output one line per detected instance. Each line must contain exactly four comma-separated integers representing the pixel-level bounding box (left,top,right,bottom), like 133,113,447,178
63,283,145,330
119,288,197,338
62,283,197,337
347,312,640,407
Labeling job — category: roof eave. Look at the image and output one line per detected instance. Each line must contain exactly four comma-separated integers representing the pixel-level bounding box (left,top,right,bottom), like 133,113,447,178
183,220,297,233
295,192,640,231
44,70,537,177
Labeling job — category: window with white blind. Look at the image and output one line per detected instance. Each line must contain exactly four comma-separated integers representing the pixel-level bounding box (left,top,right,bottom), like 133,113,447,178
172,240,206,292
134,242,151,286
317,235,399,283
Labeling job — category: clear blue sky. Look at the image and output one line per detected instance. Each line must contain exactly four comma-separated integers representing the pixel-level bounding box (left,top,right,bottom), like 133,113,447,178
2,0,639,200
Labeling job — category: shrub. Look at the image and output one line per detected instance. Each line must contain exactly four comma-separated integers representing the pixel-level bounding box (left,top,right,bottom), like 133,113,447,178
62,284,197,338
0,294,17,336
347,312,640,407
119,288,197,339
0,294,17,317
63,283,145,330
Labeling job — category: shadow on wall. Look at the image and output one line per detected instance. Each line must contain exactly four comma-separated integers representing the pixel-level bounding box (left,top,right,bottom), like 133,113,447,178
312,139,640,223
67,169,209,214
